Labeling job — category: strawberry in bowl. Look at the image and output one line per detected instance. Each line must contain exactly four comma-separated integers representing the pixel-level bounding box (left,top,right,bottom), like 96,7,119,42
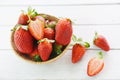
11,7,73,63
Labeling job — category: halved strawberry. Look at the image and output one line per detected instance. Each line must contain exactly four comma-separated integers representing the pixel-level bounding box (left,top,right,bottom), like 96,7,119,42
28,19,44,40
38,38,54,61
14,26,34,54
18,13,29,25
93,32,110,51
55,18,73,46
87,52,104,76
44,28,55,39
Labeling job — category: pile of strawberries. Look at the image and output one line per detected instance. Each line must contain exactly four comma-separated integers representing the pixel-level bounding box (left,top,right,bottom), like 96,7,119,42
12,7,110,77
12,7,72,62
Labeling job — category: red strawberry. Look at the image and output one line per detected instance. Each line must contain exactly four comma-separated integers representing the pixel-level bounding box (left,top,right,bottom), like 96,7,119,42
38,39,53,61
18,13,29,25
28,19,44,40
72,34,90,63
87,52,104,76
14,26,34,54
94,32,110,51
35,16,45,23
44,28,55,39
55,18,73,46
72,44,86,63
29,48,39,59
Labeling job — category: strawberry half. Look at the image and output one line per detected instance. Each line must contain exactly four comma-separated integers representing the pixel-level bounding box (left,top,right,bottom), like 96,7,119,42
38,38,54,61
93,32,110,51
72,34,90,63
18,13,29,25
55,18,73,46
44,28,55,40
14,26,34,54
87,52,104,76
28,19,44,40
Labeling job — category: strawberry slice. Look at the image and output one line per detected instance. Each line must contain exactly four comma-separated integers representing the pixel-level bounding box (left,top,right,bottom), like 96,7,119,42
14,26,34,54
87,52,104,76
93,32,110,51
72,34,90,63
28,19,44,40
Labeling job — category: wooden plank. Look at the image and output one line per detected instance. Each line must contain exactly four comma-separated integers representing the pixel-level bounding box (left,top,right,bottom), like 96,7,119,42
0,50,119,79
0,5,120,25
0,25,119,49
1,0,120,5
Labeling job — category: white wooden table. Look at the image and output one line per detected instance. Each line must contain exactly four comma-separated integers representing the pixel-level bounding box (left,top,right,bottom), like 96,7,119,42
0,0,120,79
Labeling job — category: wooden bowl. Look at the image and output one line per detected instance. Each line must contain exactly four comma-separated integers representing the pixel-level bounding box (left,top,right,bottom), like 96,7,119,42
11,14,70,64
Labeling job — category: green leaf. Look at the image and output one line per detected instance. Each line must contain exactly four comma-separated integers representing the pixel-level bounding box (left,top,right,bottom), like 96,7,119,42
47,22,57,29
77,38,82,42
84,42,90,48
98,51,104,59
72,34,77,42
34,55,42,62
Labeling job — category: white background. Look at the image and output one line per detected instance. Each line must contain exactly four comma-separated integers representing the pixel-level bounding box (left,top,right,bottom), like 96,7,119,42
0,0,120,79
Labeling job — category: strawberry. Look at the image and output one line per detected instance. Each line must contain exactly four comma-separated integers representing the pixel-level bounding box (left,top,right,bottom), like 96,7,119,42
44,28,55,39
28,19,44,40
18,13,29,25
72,34,90,63
29,48,39,59
14,26,34,54
93,32,110,51
87,52,104,76
55,18,73,46
35,16,45,23
38,38,54,61
72,44,86,63
29,48,41,61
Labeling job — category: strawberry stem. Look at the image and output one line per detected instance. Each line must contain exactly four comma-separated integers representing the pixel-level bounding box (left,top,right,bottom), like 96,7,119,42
94,32,98,40
98,51,104,59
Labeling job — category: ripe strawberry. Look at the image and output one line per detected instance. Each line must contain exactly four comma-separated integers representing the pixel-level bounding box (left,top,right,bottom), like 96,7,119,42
35,16,45,23
28,19,44,40
29,48,39,59
72,44,86,63
55,18,73,46
44,28,55,39
87,52,104,76
14,26,34,54
18,13,29,25
38,39,53,61
29,48,41,61
93,32,110,51
72,34,90,63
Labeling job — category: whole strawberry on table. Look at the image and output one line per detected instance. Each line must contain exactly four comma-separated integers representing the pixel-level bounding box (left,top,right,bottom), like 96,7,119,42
11,7,73,62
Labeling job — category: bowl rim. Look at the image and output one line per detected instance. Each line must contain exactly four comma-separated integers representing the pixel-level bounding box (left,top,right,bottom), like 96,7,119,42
11,13,69,64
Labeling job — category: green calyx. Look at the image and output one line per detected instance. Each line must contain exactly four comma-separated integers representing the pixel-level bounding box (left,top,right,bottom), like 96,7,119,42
27,6,39,19
72,34,90,48
98,51,104,59
11,24,28,32
21,6,39,23
34,55,42,62
37,38,55,44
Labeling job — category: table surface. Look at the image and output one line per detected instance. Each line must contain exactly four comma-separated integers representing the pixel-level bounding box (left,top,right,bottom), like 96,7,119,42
0,0,120,79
